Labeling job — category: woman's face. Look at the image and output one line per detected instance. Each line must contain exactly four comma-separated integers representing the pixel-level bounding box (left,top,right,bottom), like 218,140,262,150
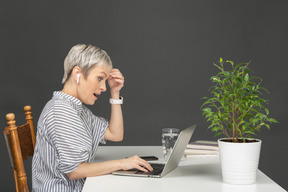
77,65,110,105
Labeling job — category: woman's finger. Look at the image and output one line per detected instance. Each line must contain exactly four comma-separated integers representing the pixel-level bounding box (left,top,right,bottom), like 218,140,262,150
110,72,124,79
110,69,122,75
136,165,149,173
140,161,153,172
111,75,124,81
113,79,124,84
135,158,153,172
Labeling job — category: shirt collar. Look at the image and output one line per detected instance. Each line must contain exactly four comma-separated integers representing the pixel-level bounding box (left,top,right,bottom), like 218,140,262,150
53,91,82,106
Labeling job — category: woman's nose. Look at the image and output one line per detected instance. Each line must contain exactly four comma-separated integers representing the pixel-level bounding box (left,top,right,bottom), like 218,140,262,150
101,82,107,92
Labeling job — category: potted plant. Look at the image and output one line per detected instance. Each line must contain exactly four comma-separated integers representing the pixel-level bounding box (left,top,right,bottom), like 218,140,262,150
201,58,278,184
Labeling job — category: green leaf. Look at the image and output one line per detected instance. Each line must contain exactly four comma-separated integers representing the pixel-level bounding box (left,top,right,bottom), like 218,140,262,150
258,86,269,93
226,60,234,66
211,76,220,82
245,131,256,135
213,63,223,71
214,132,222,137
235,62,247,70
244,73,249,82
265,108,269,115
202,108,212,113
212,92,220,98
268,118,279,123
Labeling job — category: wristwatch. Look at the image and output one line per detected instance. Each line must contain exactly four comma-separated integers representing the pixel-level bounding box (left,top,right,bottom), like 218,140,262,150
109,96,123,104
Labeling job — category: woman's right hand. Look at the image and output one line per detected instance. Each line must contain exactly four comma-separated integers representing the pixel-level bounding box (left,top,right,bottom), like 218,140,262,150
120,155,153,172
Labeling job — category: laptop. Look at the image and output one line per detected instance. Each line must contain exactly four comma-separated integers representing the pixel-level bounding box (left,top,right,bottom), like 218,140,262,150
112,124,196,178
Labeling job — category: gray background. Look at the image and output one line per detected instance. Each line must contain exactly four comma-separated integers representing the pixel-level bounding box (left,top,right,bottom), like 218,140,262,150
1,0,287,191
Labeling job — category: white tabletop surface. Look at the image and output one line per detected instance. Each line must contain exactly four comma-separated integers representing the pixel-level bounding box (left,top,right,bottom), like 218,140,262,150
82,146,286,192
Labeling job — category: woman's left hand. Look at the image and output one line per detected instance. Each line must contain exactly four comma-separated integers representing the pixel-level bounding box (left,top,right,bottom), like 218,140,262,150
108,69,125,94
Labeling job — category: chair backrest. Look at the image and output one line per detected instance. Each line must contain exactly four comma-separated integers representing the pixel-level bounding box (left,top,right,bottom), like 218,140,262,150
4,106,36,192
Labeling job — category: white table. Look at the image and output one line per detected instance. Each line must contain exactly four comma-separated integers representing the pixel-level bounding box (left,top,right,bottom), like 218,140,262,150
82,146,286,192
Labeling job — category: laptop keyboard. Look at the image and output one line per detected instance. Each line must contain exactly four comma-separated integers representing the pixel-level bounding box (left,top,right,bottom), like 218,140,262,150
136,163,165,175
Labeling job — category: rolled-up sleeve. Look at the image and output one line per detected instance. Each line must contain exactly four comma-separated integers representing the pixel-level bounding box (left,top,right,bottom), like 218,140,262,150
53,102,91,174
81,106,108,145
91,115,108,144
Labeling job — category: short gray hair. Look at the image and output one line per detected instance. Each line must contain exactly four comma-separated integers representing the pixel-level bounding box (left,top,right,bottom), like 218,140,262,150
62,44,113,84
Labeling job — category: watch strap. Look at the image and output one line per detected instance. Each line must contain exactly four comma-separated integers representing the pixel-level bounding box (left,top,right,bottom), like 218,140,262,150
110,96,123,104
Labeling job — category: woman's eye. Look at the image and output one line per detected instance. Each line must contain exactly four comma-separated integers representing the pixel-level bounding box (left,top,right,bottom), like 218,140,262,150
98,77,103,81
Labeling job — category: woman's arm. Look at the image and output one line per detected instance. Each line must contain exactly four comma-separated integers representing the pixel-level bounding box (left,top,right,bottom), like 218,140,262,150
66,155,153,180
104,69,125,141
67,67,154,180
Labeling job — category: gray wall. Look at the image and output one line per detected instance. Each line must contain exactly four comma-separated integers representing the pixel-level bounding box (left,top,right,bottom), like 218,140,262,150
1,0,287,191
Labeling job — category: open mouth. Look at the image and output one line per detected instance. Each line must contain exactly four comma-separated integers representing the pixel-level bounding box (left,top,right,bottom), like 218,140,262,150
93,93,98,100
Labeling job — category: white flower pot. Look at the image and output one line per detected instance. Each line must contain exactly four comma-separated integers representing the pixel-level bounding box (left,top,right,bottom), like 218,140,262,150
218,138,262,185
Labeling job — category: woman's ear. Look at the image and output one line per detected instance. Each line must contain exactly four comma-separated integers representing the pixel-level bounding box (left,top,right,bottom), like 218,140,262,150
72,66,81,84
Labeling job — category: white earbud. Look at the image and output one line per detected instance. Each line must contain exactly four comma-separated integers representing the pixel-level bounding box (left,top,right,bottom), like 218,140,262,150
76,74,80,84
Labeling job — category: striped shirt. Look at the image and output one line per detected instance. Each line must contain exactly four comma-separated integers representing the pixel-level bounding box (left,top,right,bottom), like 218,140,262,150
32,91,108,192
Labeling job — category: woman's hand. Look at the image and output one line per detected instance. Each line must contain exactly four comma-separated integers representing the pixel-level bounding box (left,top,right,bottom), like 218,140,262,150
120,155,153,172
66,155,153,180
108,69,124,95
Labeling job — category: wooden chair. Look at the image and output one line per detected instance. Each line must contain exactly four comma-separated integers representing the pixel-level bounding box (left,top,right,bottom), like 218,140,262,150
4,106,36,192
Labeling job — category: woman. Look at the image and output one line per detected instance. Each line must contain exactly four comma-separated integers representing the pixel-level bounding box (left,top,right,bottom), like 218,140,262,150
32,44,153,191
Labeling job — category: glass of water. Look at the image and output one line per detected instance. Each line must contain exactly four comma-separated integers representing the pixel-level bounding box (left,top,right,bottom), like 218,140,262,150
162,128,180,161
